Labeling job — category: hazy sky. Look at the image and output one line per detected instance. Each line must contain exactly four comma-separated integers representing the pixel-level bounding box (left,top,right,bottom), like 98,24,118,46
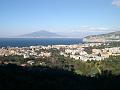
0,0,120,37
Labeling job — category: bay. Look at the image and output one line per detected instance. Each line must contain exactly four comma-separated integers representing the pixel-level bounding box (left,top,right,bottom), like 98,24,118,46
0,38,83,47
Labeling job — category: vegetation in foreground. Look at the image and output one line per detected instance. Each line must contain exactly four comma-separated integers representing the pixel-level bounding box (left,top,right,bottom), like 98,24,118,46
0,64,120,90
0,51,120,76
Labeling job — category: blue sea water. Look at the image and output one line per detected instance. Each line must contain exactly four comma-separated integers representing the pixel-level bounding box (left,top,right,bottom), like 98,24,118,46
0,38,83,47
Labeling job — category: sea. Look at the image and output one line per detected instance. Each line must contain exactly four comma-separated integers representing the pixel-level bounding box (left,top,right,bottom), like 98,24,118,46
0,38,83,47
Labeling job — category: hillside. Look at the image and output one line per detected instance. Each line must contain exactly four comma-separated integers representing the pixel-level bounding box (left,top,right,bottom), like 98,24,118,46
0,64,120,90
19,30,61,38
83,31,120,42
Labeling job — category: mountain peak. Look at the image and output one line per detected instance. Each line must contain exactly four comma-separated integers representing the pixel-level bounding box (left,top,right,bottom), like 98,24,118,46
19,30,61,38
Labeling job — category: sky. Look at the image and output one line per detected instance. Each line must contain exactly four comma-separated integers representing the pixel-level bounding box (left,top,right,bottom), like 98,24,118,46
0,0,120,37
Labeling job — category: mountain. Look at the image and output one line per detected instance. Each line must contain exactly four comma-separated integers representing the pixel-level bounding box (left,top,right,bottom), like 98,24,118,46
19,30,61,38
83,31,120,42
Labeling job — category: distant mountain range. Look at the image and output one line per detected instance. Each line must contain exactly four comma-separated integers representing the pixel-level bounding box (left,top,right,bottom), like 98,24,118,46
18,30,101,38
19,30,61,38
18,30,120,40
83,31,120,42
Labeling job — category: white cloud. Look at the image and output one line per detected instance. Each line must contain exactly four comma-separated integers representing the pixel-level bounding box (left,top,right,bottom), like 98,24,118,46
71,26,109,33
112,0,120,7
58,26,120,38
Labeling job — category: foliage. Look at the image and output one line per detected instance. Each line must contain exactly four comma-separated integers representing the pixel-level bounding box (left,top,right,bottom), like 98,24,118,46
0,49,120,76
0,64,120,90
